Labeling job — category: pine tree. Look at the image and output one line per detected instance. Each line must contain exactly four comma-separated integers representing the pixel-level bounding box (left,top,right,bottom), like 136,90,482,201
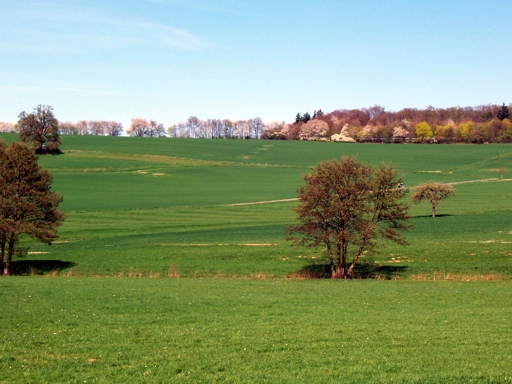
497,103,510,121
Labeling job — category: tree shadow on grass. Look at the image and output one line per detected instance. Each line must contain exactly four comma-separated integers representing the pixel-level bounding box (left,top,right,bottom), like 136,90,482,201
9,260,76,275
353,262,407,279
295,262,407,280
413,214,454,218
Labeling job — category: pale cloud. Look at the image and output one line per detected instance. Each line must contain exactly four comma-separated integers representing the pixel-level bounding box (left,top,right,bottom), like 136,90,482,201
0,84,119,96
0,2,210,54
140,0,258,13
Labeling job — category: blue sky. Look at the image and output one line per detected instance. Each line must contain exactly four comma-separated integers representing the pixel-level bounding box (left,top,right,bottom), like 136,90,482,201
1,0,510,128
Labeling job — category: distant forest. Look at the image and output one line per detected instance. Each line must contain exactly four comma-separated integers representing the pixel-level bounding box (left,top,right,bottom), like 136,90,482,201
1,103,510,143
274,103,512,143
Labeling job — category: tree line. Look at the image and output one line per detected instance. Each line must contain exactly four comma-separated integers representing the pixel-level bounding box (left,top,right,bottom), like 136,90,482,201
280,103,512,143
2,103,511,143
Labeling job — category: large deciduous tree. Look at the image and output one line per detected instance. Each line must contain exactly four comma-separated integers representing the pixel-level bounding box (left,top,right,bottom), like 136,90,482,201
411,181,455,217
17,105,61,154
287,156,410,279
0,141,64,275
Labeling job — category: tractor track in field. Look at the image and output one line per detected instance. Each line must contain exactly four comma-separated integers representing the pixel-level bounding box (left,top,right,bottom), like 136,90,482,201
226,198,299,206
225,178,511,207
445,177,511,185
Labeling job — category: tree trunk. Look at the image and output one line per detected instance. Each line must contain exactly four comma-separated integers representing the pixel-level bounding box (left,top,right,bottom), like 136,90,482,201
341,242,348,278
326,241,336,278
0,238,5,276
4,235,15,276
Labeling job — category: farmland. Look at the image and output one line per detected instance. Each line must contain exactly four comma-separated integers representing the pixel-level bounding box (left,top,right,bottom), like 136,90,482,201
1,133,512,382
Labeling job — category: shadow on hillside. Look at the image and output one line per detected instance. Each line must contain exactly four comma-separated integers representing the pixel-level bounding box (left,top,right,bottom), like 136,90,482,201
9,260,76,275
296,262,407,280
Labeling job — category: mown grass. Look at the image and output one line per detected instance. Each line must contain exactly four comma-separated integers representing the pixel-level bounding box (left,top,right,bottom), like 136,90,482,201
2,278,511,383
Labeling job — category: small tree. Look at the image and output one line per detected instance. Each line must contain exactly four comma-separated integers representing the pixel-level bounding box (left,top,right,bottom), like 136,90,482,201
0,141,64,275
18,105,61,154
411,181,455,217
287,156,410,279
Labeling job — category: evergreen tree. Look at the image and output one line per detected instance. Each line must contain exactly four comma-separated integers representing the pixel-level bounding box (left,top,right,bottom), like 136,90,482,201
497,103,510,121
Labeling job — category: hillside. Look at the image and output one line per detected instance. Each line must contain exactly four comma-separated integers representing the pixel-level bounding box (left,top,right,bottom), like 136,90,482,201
1,133,510,278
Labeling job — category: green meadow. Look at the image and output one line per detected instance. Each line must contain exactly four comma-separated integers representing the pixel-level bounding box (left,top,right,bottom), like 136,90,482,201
3,278,512,382
1,133,511,382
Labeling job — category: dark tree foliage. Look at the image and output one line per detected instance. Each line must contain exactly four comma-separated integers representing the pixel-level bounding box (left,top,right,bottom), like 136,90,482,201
18,105,61,154
497,103,511,121
0,141,64,275
295,112,314,123
480,111,494,122
288,156,410,279
313,109,324,119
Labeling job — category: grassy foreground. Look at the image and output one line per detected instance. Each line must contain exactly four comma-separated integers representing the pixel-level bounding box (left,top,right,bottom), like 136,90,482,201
2,277,512,383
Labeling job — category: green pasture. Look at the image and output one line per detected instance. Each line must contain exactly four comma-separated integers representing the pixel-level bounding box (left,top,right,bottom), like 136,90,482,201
2,278,511,382
0,133,510,278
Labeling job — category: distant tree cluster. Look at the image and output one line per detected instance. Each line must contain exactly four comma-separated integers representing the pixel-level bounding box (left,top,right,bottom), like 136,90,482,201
59,120,123,136
168,117,267,139
294,110,324,124
0,122,16,133
282,103,512,143
127,118,166,137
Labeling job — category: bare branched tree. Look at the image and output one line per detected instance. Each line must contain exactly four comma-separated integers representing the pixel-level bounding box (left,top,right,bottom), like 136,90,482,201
288,156,410,279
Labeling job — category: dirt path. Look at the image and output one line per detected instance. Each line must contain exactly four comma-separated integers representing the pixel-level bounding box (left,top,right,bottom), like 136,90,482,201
225,178,511,207
445,177,511,186
227,198,298,206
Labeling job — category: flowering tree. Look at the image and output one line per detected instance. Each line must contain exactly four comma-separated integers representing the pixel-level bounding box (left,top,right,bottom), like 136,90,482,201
299,119,328,140
412,182,455,217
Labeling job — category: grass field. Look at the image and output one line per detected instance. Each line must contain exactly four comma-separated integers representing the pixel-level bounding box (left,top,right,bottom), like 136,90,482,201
0,133,508,279
1,134,511,382
2,278,512,382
